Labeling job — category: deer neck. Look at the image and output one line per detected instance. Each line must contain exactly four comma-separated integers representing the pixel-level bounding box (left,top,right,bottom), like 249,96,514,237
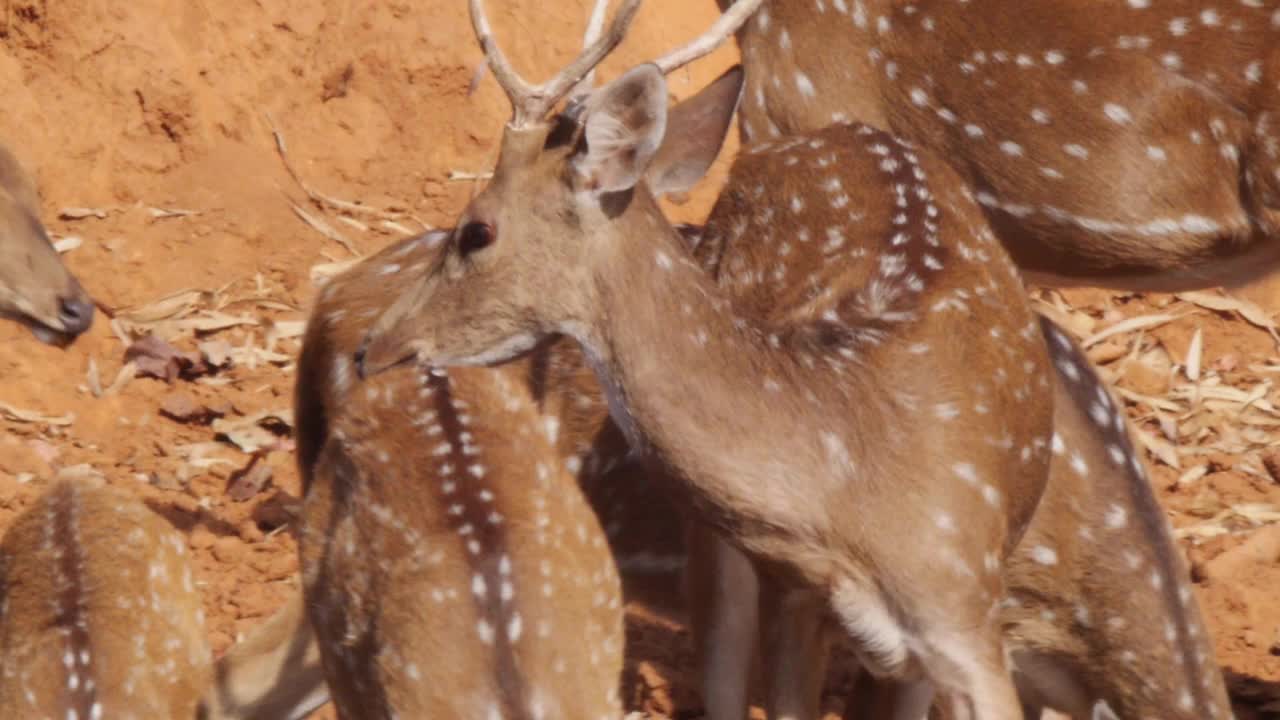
564,192,882,537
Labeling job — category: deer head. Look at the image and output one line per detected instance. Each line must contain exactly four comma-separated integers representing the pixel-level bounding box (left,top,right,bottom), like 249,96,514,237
0,145,94,345
356,0,760,376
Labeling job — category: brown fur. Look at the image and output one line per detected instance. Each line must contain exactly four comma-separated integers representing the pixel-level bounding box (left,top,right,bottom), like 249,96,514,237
0,480,211,719
724,0,1280,291
0,143,93,343
359,54,1053,716
842,317,1232,720
296,233,625,719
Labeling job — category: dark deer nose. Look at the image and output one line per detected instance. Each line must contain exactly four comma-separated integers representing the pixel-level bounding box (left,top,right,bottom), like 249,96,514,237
57,294,94,336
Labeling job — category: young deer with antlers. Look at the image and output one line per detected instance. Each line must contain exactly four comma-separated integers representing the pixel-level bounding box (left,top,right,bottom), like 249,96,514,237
0,143,94,344
294,229,625,719
356,0,1062,716
0,480,211,719
723,0,1280,291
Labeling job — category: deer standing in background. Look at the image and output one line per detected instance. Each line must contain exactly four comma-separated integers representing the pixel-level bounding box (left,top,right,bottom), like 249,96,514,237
356,0,1063,716
0,143,94,344
722,0,1280,291
293,229,626,719
0,480,211,719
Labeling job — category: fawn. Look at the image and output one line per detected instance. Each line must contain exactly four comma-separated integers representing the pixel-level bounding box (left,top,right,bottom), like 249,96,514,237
294,229,625,719
0,143,94,344
356,0,1060,715
0,480,211,719
721,0,1280,291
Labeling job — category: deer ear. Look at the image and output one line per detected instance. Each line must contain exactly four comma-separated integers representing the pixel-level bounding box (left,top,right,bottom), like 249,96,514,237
645,65,744,198
573,64,669,194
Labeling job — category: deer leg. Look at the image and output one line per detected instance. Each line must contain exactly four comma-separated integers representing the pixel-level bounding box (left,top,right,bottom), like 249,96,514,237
685,522,759,720
922,630,1023,720
842,669,935,720
830,578,1021,720
757,580,830,720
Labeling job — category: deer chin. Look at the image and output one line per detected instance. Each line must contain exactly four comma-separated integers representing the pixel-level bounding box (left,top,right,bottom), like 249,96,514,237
2,310,79,347
444,331,542,369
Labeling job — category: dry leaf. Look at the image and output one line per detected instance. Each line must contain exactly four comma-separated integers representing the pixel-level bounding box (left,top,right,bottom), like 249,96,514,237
125,335,213,382
1081,313,1183,349
199,340,234,368
59,207,108,220
115,289,208,324
1264,453,1280,483
160,392,228,424
86,357,103,398
292,203,358,255
104,362,136,396
213,410,294,454
0,402,73,426
149,207,202,219
53,236,83,253
1184,328,1202,382
1176,291,1277,331
1134,425,1181,469
227,455,274,501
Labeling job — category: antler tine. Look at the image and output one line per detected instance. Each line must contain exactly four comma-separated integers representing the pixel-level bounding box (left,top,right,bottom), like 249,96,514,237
535,0,643,118
653,0,764,75
568,0,614,101
470,0,642,127
469,0,539,124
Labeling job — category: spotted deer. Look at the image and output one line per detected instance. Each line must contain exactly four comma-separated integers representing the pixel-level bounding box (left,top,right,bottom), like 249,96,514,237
0,143,94,344
809,316,1234,720
355,0,1066,716
294,229,625,719
0,479,211,719
722,0,1280,291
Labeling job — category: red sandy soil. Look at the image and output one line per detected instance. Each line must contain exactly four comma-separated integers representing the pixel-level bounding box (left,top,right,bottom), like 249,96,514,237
0,1,1277,718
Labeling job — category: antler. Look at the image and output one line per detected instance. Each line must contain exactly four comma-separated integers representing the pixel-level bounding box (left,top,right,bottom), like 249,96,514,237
569,0,616,100
469,0,764,127
652,0,764,75
469,0,643,127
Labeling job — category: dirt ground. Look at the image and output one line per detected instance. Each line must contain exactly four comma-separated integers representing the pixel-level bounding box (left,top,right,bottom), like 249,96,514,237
1,1,1278,718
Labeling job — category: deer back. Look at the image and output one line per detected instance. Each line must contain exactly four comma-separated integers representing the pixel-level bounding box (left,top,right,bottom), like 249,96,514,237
729,0,1280,288
998,317,1231,719
694,121,1053,563
0,480,211,719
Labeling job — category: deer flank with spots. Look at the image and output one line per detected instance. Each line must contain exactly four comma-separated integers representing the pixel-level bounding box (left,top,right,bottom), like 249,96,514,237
0,481,211,719
841,317,1232,720
356,0,1057,715
725,0,1280,291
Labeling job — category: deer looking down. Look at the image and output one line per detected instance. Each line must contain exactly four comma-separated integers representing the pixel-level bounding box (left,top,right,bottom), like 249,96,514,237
0,143,94,344
356,0,1060,715
723,0,1280,291
294,228,626,719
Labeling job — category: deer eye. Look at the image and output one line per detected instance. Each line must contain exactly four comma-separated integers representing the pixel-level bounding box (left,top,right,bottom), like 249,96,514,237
458,222,495,257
